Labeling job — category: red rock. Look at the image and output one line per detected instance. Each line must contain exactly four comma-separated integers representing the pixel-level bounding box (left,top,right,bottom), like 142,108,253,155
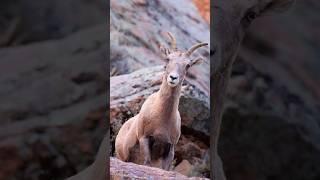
174,159,193,176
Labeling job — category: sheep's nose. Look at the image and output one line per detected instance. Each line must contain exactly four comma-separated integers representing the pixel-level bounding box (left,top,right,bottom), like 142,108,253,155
170,75,178,80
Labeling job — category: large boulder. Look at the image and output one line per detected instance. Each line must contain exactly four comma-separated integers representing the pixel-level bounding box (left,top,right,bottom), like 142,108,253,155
110,0,210,95
110,66,209,134
109,0,211,177
0,0,105,46
217,1,320,179
110,157,209,180
219,57,320,180
109,66,210,178
0,25,108,179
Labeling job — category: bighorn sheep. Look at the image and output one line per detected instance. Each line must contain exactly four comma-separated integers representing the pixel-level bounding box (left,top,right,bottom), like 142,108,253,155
115,32,208,170
66,0,295,179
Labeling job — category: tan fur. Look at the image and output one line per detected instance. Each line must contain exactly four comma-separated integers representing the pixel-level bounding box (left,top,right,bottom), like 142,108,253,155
66,1,295,179
115,116,137,160
115,32,207,170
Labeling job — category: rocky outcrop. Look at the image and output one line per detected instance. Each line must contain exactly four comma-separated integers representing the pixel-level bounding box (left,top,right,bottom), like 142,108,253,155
0,0,212,178
219,56,320,180
110,66,209,134
110,0,320,179
0,25,108,179
0,25,107,128
0,0,319,179
110,0,210,95
0,0,105,46
217,0,320,179
110,157,209,180
174,160,193,176
109,66,210,178
109,0,211,176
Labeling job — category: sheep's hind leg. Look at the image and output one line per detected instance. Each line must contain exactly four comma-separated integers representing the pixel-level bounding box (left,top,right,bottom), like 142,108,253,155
162,145,174,170
139,136,151,166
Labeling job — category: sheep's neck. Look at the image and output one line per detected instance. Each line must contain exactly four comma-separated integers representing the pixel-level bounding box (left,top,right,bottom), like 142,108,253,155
157,76,181,116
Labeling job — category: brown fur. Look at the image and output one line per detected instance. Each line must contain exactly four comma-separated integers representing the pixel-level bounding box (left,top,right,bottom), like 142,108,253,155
115,32,208,170
66,0,294,179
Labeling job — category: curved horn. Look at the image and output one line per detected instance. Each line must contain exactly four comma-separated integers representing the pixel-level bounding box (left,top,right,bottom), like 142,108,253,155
167,32,177,51
185,42,208,56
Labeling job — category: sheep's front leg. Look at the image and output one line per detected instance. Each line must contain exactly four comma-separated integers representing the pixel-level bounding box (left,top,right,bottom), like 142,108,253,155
162,145,174,170
139,136,151,166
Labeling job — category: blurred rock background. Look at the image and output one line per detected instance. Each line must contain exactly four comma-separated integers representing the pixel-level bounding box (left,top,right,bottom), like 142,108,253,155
0,0,319,180
0,0,107,179
220,0,320,180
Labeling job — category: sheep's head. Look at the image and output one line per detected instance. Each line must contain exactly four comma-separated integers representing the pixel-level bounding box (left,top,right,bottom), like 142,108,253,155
160,32,208,87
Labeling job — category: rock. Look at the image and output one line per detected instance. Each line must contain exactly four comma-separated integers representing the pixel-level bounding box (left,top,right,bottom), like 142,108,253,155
0,25,108,179
0,0,213,179
0,0,106,46
109,66,210,178
110,0,210,95
110,157,209,180
110,65,209,136
175,160,193,176
133,0,147,6
193,0,210,23
220,57,320,180
109,0,212,177
0,25,107,126
0,146,23,180
177,142,203,162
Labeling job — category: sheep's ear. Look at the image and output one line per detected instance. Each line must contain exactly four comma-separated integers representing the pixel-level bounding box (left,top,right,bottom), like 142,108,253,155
263,0,295,13
190,57,204,66
160,45,171,57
